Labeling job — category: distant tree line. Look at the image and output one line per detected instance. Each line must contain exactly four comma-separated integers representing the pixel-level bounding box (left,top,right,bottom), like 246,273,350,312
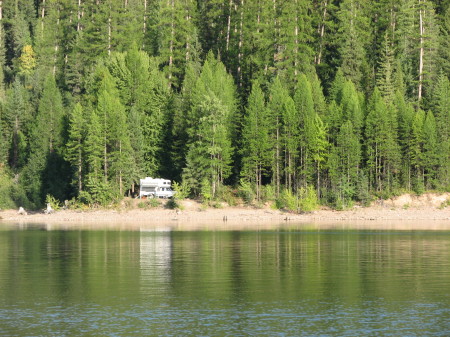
0,0,449,209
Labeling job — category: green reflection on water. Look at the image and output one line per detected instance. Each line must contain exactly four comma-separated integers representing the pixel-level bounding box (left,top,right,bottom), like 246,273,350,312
1,228,450,336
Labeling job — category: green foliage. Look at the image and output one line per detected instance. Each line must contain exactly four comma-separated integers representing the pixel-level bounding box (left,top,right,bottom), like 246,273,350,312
148,198,162,208
165,199,181,210
81,178,118,207
172,181,190,200
238,179,255,205
277,189,298,212
65,103,85,193
439,197,450,209
18,45,36,77
200,178,213,203
261,185,276,203
275,186,320,213
45,194,61,211
183,94,234,198
241,80,272,201
0,166,15,209
138,198,161,209
216,185,238,206
298,186,319,212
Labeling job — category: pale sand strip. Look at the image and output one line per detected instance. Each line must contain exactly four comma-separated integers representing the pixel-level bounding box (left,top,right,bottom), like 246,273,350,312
1,201,450,231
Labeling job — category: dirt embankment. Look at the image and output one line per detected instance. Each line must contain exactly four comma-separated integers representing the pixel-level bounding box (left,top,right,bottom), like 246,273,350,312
0,193,449,230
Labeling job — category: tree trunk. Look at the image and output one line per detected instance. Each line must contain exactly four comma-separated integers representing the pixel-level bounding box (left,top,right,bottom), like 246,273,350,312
12,117,19,170
77,0,82,31
317,160,320,199
288,151,292,191
53,5,60,75
104,113,108,182
275,122,280,196
418,1,424,103
143,0,147,48
78,144,83,191
119,141,123,195
41,0,45,18
41,0,46,36
185,0,191,61
0,0,3,77
238,0,244,87
273,0,278,64
168,0,175,88
294,0,299,76
108,5,112,55
316,0,328,65
255,166,259,201
226,0,233,51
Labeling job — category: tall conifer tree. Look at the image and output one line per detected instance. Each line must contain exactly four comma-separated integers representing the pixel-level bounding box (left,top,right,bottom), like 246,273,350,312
241,80,272,200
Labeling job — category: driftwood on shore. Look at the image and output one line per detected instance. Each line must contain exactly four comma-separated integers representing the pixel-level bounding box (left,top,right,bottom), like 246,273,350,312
44,203,54,214
18,207,27,215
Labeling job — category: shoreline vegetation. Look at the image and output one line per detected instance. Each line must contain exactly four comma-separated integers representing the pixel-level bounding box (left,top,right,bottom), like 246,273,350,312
1,193,449,231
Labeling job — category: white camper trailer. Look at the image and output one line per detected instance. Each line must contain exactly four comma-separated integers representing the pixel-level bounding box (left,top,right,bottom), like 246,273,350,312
139,177,175,199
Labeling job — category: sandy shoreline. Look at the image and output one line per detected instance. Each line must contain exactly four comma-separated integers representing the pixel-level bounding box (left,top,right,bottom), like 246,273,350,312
1,195,450,231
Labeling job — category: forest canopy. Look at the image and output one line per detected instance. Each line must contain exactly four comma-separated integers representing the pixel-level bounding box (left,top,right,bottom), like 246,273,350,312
0,0,449,210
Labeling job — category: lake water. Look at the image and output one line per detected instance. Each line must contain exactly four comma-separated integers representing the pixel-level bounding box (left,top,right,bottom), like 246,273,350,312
1,224,450,336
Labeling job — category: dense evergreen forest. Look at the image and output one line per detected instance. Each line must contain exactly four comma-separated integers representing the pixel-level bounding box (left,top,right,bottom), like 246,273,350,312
0,0,449,210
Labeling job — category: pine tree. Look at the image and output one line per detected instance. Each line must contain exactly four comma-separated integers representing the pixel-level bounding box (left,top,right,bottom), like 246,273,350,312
187,53,237,149
309,114,328,197
108,95,133,196
275,0,314,84
328,120,361,206
396,0,440,105
336,0,371,90
422,110,438,188
312,0,339,70
106,46,169,181
394,89,415,190
267,76,289,195
66,102,85,193
308,71,327,117
339,79,364,134
18,45,36,78
0,0,6,98
0,110,6,164
282,95,299,191
241,80,272,201
151,0,197,88
197,0,225,57
294,73,316,187
410,109,426,192
76,1,110,68
84,108,103,188
437,7,450,76
183,95,233,198
110,0,145,52
365,87,400,192
433,73,450,188
21,74,66,206
170,60,201,180
377,32,396,105
34,0,64,77
95,69,120,184
3,79,32,171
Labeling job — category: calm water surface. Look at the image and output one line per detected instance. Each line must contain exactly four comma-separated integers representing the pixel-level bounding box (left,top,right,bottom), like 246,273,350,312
1,225,450,336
